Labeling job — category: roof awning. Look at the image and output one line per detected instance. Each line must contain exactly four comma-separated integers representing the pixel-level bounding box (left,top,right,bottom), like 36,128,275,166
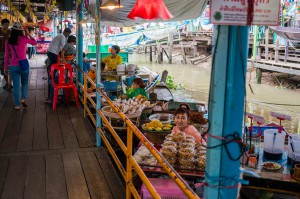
88,0,208,27
270,26,300,41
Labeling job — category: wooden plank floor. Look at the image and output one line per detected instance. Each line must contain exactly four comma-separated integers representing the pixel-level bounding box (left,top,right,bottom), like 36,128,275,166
0,59,125,199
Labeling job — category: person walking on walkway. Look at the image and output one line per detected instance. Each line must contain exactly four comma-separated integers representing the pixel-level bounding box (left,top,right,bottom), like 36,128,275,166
44,28,71,103
0,19,12,89
27,26,36,59
4,22,37,110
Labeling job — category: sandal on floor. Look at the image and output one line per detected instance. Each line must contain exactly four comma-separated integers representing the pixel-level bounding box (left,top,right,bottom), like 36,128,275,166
21,100,28,107
14,106,21,110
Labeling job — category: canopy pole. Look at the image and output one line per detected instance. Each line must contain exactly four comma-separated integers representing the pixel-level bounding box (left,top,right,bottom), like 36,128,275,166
204,25,249,199
76,1,84,84
53,16,57,37
95,0,102,147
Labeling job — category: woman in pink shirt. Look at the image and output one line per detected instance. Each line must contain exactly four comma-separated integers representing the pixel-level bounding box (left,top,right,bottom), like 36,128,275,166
172,103,206,145
4,22,37,110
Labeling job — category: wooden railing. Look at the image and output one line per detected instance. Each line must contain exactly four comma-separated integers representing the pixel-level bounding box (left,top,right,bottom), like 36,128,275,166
75,66,199,199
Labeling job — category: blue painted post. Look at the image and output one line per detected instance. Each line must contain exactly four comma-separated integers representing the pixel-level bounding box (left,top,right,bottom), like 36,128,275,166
60,12,63,33
204,25,249,199
53,16,57,38
76,1,84,84
95,0,102,147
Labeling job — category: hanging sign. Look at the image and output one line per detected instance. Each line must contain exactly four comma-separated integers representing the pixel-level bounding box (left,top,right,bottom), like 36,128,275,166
210,0,281,26
270,111,291,121
245,112,265,124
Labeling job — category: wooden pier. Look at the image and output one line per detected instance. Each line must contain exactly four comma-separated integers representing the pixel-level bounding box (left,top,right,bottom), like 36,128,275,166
0,57,125,199
138,31,212,64
248,29,300,83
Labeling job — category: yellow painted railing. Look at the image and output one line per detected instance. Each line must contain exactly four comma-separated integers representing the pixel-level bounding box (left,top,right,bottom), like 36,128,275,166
76,67,200,199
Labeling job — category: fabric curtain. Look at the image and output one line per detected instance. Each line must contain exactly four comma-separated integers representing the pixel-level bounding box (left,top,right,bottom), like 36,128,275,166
88,0,207,27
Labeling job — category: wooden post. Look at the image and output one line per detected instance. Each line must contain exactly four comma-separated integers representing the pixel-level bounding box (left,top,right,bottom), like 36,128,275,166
284,40,289,63
275,38,279,62
168,45,173,64
265,28,269,61
180,41,187,64
168,32,173,64
256,68,262,84
257,47,261,61
149,46,152,62
145,45,147,54
157,43,162,64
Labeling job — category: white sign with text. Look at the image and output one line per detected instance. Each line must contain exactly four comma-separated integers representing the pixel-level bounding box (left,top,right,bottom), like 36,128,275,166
210,0,281,26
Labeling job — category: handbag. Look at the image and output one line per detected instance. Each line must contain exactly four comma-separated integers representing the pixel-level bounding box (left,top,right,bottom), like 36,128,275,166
12,45,29,71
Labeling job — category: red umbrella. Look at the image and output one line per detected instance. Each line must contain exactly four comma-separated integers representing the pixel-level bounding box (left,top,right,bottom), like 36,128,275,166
127,0,173,20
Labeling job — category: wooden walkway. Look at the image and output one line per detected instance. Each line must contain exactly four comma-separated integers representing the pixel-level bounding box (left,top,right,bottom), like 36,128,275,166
248,59,300,76
0,60,125,199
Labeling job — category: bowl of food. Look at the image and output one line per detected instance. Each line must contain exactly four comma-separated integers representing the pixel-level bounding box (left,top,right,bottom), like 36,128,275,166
149,113,174,124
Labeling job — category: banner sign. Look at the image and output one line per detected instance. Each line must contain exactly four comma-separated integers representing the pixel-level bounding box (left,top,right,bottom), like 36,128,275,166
245,112,265,124
270,111,291,121
210,0,281,26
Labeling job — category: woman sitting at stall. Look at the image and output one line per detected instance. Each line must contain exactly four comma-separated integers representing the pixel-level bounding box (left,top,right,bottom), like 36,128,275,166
172,103,206,144
121,77,148,100
101,45,122,81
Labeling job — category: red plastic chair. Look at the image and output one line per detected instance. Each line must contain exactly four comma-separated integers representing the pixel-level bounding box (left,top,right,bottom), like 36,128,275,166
50,63,79,110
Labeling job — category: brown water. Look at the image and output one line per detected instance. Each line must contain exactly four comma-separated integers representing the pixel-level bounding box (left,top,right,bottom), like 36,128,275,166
130,53,300,133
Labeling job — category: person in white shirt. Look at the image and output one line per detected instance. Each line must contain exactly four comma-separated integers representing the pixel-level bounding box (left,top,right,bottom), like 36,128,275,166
45,28,71,103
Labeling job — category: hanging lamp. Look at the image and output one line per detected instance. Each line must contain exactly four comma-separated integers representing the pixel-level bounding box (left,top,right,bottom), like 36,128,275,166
100,0,123,10
127,0,173,20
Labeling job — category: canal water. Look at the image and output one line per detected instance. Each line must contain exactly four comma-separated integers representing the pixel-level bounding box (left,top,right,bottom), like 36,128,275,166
130,53,300,134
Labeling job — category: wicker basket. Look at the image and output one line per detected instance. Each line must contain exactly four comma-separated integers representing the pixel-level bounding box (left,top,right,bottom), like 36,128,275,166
102,106,141,119
142,124,171,145
144,131,171,145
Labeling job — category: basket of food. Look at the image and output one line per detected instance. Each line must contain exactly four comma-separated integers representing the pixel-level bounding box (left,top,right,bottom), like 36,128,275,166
142,120,174,145
102,106,141,119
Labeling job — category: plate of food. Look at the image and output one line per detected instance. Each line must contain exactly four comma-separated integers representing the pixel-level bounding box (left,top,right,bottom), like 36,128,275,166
262,162,281,171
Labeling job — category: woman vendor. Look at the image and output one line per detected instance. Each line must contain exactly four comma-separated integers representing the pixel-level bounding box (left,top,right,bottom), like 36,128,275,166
121,77,148,100
172,103,206,144
101,45,122,81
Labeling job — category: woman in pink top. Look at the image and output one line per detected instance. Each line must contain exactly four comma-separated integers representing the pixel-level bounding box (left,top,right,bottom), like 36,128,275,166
4,22,37,110
172,103,206,145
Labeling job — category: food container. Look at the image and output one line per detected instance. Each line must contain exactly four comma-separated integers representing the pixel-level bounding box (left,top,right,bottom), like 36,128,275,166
288,134,300,164
186,135,196,141
126,64,137,75
197,156,206,170
172,132,186,142
164,157,177,165
179,158,196,169
179,147,195,159
184,138,196,145
263,129,286,160
196,150,206,158
161,146,177,158
180,142,195,149
117,64,126,75
162,141,177,148
149,113,174,123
